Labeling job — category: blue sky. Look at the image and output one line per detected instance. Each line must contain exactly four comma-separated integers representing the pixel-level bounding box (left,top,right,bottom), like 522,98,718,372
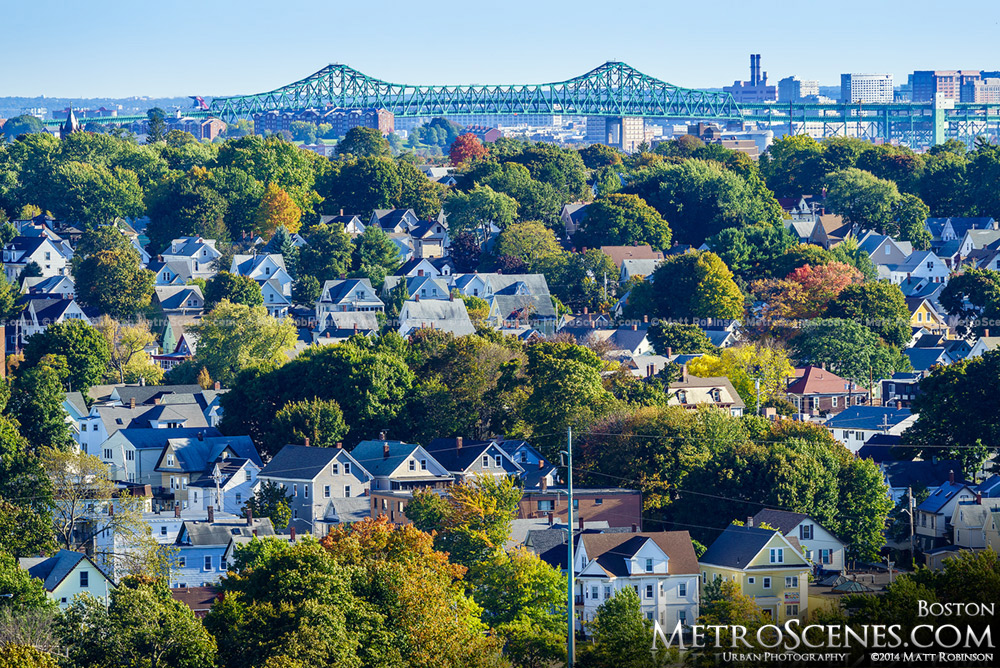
3,0,999,98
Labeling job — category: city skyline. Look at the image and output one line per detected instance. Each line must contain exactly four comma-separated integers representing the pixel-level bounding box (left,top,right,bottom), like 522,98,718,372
3,0,999,98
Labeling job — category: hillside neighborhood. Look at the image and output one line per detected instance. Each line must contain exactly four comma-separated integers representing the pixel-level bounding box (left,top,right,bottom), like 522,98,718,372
0,123,998,667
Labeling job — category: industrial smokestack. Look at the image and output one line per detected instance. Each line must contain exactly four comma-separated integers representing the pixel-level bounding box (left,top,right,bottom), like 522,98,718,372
749,54,757,85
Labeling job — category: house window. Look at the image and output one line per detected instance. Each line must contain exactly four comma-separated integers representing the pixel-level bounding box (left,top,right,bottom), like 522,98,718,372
770,548,784,564
344,485,351,498
702,572,707,583
572,499,579,510
748,577,755,584
104,449,112,460
520,452,527,463
343,463,350,475
204,556,212,571
81,424,86,432
786,605,799,617
831,396,838,407
482,455,489,468
494,455,502,467
409,460,416,471
178,557,186,568
821,549,832,564
420,459,427,470
293,509,298,519
293,484,298,497
591,586,598,599
785,576,798,588
79,571,88,587
678,610,687,625
645,584,653,598
324,485,331,498
160,526,167,536
245,471,251,482
645,558,653,572
679,583,687,597
763,577,771,589
235,493,241,504
604,586,611,599
538,500,554,512
800,525,813,540
331,463,339,474
167,455,174,466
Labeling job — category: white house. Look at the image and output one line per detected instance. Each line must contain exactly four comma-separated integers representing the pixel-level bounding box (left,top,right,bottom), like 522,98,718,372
2,236,72,281
882,250,950,285
315,279,384,317
753,509,846,572
19,550,115,609
397,298,475,337
822,406,917,453
16,298,93,344
574,531,700,632
160,237,221,281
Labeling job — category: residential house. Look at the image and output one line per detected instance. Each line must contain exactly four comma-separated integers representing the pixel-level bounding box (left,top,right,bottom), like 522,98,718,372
230,254,294,317
397,297,475,337
967,335,1000,359
370,209,420,234
752,509,846,573
21,275,75,299
914,473,978,551
520,487,642,528
160,237,221,281
880,372,924,409
619,259,664,283
561,203,589,237
170,586,220,618
393,275,452,301
14,297,95,348
152,285,204,315
318,214,365,236
598,245,665,268
906,296,949,336
668,372,745,417
408,219,449,259
154,435,263,512
957,229,1000,258
574,531,700,631
699,522,811,622
2,235,72,281
352,439,452,493
424,437,524,483
880,457,967,505
822,406,916,453
903,346,954,373
924,217,997,245
858,231,913,268
623,354,672,379
488,293,558,334
315,279,384,317
785,365,869,417
147,259,185,286
257,444,373,536
171,514,275,587
312,311,379,344
19,550,116,609
561,324,654,359
393,256,453,279
883,251,950,285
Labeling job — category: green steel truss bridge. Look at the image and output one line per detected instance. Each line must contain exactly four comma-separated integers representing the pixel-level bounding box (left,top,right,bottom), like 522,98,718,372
208,61,741,123
46,62,1000,147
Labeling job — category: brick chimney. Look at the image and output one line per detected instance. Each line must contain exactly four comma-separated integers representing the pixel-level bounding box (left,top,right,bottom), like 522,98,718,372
538,458,545,469
207,505,214,523
414,294,420,302
129,397,136,409
290,526,296,541
949,470,955,485
246,507,253,526
214,381,221,390
746,516,754,527
583,306,588,315
986,328,991,337
336,442,343,449
666,347,672,358
174,505,181,518
681,365,688,382
304,437,310,447
456,437,463,449
383,443,390,458
547,512,554,526
541,476,548,492
578,516,584,531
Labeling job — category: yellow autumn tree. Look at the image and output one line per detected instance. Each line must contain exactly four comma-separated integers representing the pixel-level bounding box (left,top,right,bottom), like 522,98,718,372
687,342,795,414
254,183,302,235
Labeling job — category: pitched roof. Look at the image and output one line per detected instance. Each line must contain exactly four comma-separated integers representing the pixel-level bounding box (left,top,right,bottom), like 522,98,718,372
580,531,699,576
401,299,475,336
154,286,203,310
115,427,223,450
598,245,664,268
179,518,275,546
822,406,912,430
160,435,262,472
751,509,810,535
903,347,950,372
917,481,975,513
786,366,854,395
700,524,784,569
882,458,967,490
350,440,435,478
491,294,557,321
258,444,348,480
669,375,746,409
19,550,112,591
112,384,205,407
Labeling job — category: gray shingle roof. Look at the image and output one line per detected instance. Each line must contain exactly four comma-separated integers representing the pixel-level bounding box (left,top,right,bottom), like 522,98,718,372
822,406,912,430
180,518,275,546
259,444,352,481
700,524,780,569
117,427,223,450
19,550,112,591
159,436,262,472
350,440,429,477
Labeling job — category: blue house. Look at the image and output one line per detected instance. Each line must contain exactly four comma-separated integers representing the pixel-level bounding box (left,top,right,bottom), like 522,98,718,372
170,512,275,588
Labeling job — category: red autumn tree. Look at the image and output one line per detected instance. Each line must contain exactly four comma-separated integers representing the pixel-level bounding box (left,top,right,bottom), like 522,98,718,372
785,261,863,317
449,133,489,166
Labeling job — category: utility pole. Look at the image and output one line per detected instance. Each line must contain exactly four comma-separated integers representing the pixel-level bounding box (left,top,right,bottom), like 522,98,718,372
886,556,895,584
755,377,761,416
908,486,916,564
562,427,575,668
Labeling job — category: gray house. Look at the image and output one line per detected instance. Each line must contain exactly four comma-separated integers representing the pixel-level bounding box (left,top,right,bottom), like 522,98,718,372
257,444,373,536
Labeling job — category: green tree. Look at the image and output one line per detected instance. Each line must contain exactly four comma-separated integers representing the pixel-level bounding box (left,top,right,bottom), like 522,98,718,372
707,225,797,282
351,225,401,283
1,115,45,140
56,577,216,668
938,268,1000,339
144,167,229,252
48,161,144,229
243,480,291,530
446,184,519,240
582,587,658,668
291,274,322,305
827,281,912,347
270,398,349,452
213,134,321,217
265,224,299,277
0,552,54,613
893,193,933,249
203,271,263,309
319,156,401,214
903,351,1000,473
579,143,623,169
190,301,297,385
74,248,155,320
0,498,55,558
575,193,672,250
758,134,827,197
836,457,894,561
647,322,716,355
146,107,167,143
7,358,75,450
299,223,354,284
337,127,391,157
21,320,111,395
823,167,900,232
792,318,910,385
493,220,565,274
626,251,744,322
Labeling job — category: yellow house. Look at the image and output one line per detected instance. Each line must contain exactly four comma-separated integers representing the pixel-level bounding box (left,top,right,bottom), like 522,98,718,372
19,550,115,609
907,298,949,336
699,523,811,623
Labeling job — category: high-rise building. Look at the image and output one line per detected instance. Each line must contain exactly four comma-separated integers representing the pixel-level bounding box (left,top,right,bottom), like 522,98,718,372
777,77,820,103
911,70,983,102
586,116,645,152
723,54,778,103
963,78,1000,104
840,74,894,103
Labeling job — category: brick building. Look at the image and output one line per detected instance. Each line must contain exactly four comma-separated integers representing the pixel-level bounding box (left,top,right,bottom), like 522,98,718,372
519,487,642,529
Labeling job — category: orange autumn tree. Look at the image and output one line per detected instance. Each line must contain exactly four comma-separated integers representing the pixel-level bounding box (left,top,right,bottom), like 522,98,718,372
749,261,862,337
450,133,489,166
254,182,302,235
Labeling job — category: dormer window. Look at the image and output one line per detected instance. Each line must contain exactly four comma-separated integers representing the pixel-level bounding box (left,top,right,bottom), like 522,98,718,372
166,455,174,466
645,558,653,572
